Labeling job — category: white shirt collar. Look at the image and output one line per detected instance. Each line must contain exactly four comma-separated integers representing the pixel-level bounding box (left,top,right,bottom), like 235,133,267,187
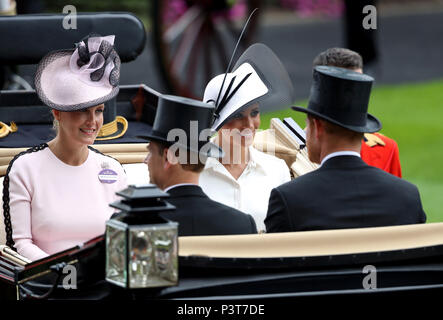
204,146,266,175
164,183,198,193
320,151,361,167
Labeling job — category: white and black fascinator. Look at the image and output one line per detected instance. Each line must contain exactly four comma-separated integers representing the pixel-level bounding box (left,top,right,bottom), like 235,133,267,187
203,11,296,131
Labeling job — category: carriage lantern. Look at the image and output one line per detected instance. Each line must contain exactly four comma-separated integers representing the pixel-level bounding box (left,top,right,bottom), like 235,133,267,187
105,184,178,289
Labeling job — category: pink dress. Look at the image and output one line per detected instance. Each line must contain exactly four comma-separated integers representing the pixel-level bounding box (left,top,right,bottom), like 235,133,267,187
5,144,128,261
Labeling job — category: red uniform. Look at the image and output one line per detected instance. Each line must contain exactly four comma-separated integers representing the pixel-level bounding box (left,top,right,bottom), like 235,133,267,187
361,133,402,178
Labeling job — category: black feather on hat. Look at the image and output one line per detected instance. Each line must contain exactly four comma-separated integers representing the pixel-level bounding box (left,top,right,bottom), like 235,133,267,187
203,43,296,131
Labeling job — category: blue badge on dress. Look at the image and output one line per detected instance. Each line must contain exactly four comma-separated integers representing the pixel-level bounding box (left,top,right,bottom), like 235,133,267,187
98,162,118,184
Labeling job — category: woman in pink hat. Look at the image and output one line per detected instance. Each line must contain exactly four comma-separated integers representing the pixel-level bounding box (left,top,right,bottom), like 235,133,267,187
3,35,128,261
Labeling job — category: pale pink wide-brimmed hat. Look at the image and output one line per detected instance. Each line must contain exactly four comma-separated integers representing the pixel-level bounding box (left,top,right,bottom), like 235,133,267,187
35,34,120,111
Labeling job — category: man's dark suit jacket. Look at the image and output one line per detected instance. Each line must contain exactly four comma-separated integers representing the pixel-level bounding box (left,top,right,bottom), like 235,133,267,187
265,156,426,232
161,185,257,236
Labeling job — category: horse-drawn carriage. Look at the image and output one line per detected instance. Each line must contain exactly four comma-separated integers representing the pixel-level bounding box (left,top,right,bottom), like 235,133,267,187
1,11,443,302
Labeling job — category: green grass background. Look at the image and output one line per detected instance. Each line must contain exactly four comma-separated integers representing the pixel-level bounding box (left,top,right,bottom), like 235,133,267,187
260,79,443,223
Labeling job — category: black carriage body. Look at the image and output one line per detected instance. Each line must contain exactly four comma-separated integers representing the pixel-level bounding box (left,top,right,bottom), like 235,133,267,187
0,12,146,66
3,237,443,300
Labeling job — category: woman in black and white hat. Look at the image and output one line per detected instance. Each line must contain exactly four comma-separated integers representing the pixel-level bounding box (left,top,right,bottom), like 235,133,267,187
3,35,128,261
199,44,294,233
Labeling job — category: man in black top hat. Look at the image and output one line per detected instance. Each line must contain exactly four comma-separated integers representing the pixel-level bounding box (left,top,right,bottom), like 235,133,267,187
312,47,402,178
265,66,426,232
140,94,257,236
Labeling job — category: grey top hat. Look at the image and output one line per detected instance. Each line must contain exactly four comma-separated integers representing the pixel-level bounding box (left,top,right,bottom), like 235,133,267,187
292,66,382,133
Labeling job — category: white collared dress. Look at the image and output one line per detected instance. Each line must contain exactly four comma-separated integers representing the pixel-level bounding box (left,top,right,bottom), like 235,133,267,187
199,146,290,233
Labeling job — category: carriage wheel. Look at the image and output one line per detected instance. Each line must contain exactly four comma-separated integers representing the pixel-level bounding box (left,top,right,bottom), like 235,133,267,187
152,0,262,99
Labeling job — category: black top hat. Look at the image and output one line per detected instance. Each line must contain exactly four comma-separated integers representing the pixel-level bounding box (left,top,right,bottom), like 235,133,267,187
292,66,382,133
138,95,224,158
